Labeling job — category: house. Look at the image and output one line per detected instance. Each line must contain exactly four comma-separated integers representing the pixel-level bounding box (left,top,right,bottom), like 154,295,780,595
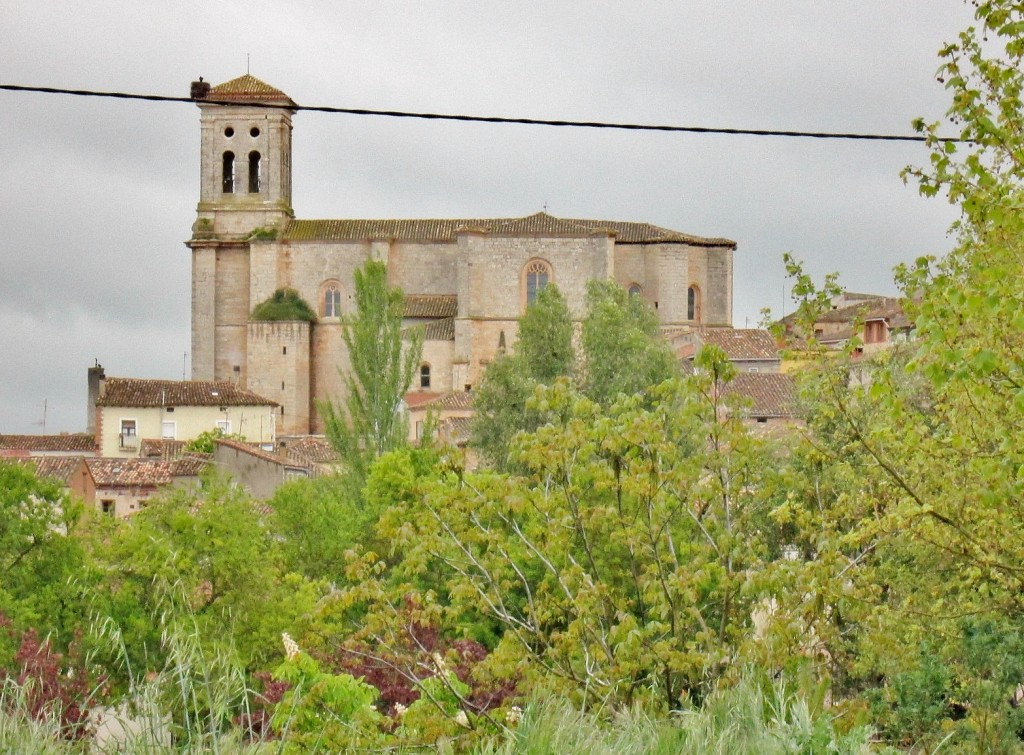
186,74,737,435
89,367,278,458
86,457,208,517
12,455,96,504
405,391,475,444
673,328,781,373
212,438,312,499
0,434,97,458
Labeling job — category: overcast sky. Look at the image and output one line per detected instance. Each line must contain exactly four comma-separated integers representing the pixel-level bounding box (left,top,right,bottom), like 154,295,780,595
1,1,973,435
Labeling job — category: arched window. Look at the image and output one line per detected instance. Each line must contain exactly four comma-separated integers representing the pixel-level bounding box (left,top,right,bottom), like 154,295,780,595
420,363,431,389
628,283,643,297
322,282,342,317
222,151,235,193
248,151,261,193
687,285,701,322
523,259,552,308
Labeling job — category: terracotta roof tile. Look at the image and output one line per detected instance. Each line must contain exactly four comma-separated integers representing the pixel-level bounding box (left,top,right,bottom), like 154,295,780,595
140,438,188,459
214,438,286,465
87,458,176,488
424,391,475,411
97,378,277,408
687,329,780,362
722,373,796,418
404,295,458,318
280,436,340,465
438,416,473,445
0,434,96,453
283,212,735,248
15,456,86,485
207,74,295,105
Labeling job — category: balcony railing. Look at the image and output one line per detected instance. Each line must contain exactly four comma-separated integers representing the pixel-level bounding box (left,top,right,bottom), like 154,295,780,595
119,433,139,450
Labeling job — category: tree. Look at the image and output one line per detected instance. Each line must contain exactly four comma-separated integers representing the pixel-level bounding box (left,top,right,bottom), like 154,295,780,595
0,462,86,662
319,260,423,480
470,284,573,469
580,279,679,406
760,8,1024,745
390,360,782,710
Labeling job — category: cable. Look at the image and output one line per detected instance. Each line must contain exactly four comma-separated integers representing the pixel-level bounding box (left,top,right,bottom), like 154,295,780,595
0,83,959,143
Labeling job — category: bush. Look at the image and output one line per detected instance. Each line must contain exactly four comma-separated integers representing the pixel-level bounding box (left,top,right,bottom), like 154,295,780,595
250,288,316,323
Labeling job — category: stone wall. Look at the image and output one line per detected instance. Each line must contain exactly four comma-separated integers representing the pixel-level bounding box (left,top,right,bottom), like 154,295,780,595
246,321,311,436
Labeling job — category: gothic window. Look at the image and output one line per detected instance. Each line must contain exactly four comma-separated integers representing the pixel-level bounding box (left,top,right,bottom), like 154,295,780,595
248,151,261,193
322,282,342,317
222,151,235,193
523,259,552,308
687,285,701,322
628,283,643,297
420,363,431,389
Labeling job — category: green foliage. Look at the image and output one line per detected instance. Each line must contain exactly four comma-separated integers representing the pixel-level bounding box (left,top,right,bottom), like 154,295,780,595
515,284,575,384
472,280,677,469
184,427,244,453
580,278,679,406
269,475,367,582
87,477,318,673
319,260,423,482
0,463,86,660
250,287,316,323
393,366,782,709
271,649,383,750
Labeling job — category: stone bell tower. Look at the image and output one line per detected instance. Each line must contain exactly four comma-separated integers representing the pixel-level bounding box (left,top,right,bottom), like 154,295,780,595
187,74,297,383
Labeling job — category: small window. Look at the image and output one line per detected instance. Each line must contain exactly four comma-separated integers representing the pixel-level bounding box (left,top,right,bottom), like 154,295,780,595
420,364,431,389
248,151,261,193
523,259,552,307
222,151,235,193
216,419,232,433
120,419,138,450
283,346,287,355
161,421,176,439
497,330,507,354
101,500,115,515
323,284,342,317
628,283,643,297
687,285,701,322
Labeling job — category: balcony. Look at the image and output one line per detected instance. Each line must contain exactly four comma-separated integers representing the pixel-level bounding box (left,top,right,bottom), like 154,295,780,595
119,433,139,451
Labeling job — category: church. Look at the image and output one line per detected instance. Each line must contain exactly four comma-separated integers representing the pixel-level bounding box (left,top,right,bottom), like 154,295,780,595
187,74,737,435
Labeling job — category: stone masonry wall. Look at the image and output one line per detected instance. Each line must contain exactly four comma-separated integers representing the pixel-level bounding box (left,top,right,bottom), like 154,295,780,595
246,321,311,436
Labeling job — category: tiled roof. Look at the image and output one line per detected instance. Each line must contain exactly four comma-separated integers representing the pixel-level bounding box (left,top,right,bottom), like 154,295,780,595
722,373,796,419
689,328,780,362
21,456,86,485
280,436,340,465
282,212,735,248
207,74,295,105
404,392,444,408
405,295,458,318
438,416,473,445
87,458,177,488
172,455,211,477
97,378,277,408
423,318,455,341
0,434,96,453
214,438,285,465
424,391,475,411
141,438,188,460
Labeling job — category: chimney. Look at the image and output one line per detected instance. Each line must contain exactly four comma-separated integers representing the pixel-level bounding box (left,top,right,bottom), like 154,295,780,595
86,361,105,434
190,77,211,100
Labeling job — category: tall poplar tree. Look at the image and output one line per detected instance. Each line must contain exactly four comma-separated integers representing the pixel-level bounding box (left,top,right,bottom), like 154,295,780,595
320,260,423,480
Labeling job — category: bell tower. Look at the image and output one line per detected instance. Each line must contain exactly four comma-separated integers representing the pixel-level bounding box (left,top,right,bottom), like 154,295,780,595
191,74,296,238
187,74,297,383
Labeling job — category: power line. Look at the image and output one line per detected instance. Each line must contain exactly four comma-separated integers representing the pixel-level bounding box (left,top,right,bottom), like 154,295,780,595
0,83,959,143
